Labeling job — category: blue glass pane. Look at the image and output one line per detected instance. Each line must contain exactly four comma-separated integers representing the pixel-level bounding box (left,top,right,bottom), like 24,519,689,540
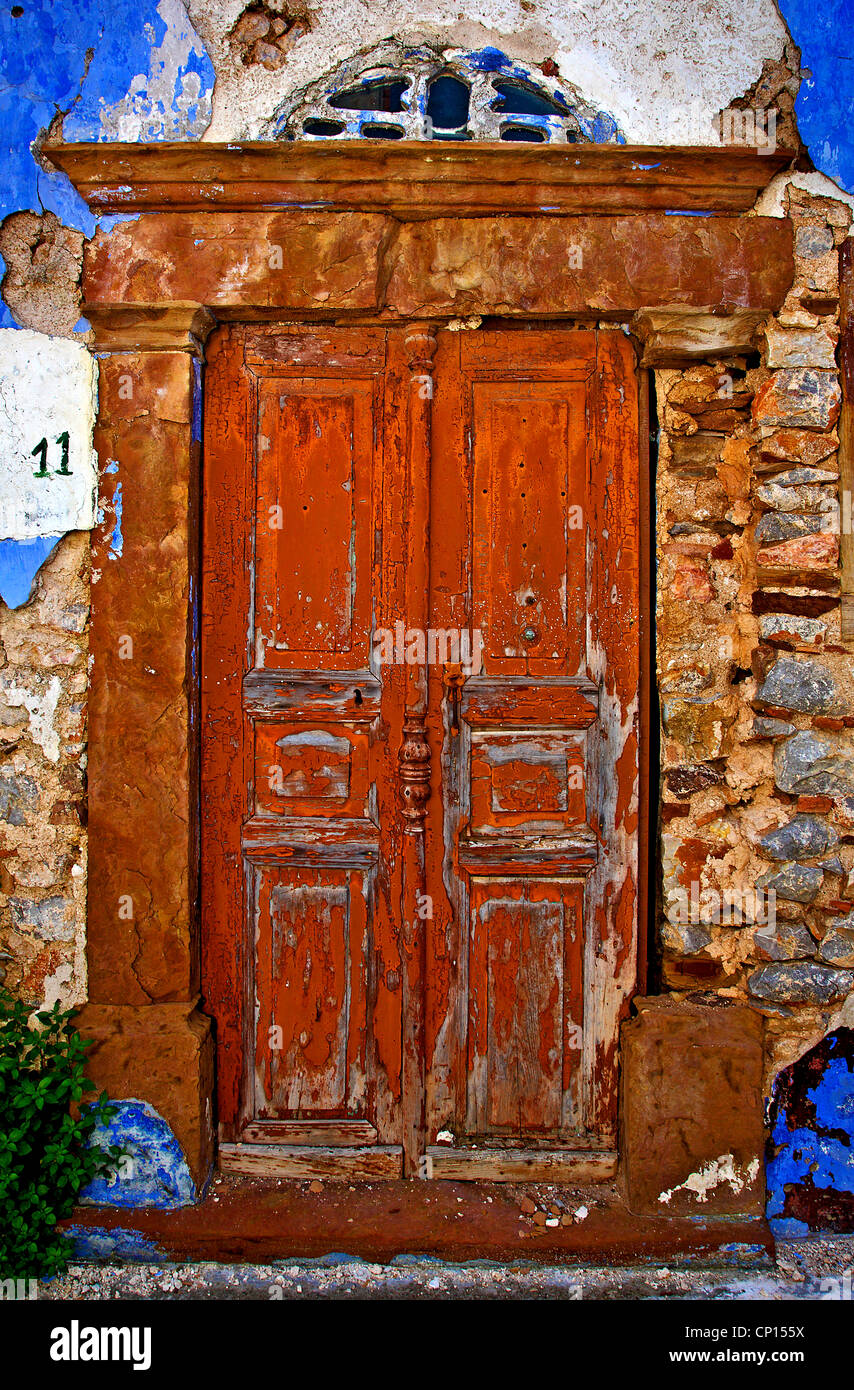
492,79,567,116
330,79,408,112
501,124,547,142
361,122,405,139
303,118,345,136
427,74,470,129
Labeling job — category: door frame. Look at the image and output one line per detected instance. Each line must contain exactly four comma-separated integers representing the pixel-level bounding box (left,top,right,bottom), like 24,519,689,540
54,140,794,1190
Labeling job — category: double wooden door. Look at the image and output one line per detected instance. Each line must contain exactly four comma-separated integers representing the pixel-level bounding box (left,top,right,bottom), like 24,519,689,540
202,323,641,1180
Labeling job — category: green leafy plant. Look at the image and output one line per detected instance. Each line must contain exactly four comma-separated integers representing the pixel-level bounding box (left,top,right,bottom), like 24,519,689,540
0,988,122,1278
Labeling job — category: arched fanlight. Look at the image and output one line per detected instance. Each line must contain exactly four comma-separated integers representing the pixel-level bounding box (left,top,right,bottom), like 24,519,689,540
267,47,623,146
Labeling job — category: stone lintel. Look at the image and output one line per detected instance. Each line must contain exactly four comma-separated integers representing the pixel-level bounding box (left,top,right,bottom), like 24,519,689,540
81,212,794,322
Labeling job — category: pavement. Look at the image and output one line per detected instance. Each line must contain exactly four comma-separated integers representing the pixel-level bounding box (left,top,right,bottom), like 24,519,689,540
39,1234,854,1301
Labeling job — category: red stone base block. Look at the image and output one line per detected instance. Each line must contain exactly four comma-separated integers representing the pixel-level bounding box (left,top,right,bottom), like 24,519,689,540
620,996,765,1218
74,1001,214,1193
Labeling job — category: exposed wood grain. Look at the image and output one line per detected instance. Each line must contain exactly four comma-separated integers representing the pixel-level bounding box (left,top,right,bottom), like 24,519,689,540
46,141,793,216
397,327,438,1175
425,1147,618,1181
241,1120,378,1145
219,1144,403,1179
425,331,640,1159
202,325,640,1179
201,328,252,1134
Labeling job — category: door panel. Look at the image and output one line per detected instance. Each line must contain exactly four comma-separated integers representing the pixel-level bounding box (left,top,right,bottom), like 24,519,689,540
467,876,584,1137
425,331,639,1178
202,323,640,1181
254,374,377,668
253,864,369,1118
471,380,587,671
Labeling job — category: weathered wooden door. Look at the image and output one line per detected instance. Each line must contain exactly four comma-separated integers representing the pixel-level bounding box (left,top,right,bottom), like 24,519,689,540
202,324,640,1181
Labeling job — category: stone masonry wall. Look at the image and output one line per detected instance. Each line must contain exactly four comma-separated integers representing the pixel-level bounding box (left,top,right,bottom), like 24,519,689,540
658,177,854,1091
0,533,89,1006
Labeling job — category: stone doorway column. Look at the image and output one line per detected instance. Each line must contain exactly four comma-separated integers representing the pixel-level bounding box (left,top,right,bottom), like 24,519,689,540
75,312,215,1196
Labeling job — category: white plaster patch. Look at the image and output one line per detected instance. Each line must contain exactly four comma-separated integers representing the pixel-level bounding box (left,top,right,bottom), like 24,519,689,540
1,675,63,762
191,0,789,145
753,169,854,219
658,1153,761,1205
0,330,97,541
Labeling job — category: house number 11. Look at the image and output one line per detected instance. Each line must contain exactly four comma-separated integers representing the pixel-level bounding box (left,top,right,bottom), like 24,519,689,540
31,432,72,477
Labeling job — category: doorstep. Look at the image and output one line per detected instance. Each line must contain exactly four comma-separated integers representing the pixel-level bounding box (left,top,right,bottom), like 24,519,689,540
62,1172,774,1268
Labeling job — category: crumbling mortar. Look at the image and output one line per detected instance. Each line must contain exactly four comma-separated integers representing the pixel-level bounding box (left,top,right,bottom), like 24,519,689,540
658,184,854,1085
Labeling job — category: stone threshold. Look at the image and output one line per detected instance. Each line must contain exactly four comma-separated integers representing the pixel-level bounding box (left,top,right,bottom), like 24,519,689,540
62,1172,773,1268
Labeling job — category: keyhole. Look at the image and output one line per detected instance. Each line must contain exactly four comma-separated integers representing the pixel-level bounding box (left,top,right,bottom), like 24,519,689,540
354,688,363,706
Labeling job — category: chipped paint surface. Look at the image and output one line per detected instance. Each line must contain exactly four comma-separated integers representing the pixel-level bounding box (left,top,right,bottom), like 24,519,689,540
80,1099,199,1208
659,1154,761,1206
767,1030,854,1236
65,0,213,143
776,0,853,194
1,673,62,762
202,325,638,1179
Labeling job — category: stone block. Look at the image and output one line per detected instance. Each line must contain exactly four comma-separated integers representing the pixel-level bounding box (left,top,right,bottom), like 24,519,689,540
758,429,837,467
754,920,816,961
661,694,735,759
756,533,838,571
752,715,796,737
764,323,839,370
756,481,835,511
818,924,854,968
755,511,826,544
758,814,837,860
775,731,854,796
73,1001,214,1194
748,961,853,1003
756,861,823,904
753,369,842,430
756,658,845,716
759,613,826,648
621,996,765,1217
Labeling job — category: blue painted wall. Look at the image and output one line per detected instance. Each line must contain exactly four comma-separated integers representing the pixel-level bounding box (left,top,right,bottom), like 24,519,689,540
777,0,854,194
0,0,215,329
0,0,214,607
767,1030,854,1236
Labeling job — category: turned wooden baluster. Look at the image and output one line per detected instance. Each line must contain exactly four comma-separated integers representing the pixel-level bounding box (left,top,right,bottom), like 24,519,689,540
398,325,437,1176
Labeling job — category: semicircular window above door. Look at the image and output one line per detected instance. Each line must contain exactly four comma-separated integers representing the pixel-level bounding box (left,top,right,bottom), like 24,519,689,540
265,46,624,144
